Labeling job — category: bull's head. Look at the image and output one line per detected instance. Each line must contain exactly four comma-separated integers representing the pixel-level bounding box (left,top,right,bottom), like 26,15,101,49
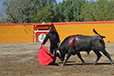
56,48,65,61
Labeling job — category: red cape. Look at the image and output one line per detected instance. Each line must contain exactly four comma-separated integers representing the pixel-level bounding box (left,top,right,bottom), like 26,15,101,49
38,44,56,65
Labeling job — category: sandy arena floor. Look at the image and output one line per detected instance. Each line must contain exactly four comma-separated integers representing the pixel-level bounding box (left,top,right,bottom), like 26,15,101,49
0,42,114,76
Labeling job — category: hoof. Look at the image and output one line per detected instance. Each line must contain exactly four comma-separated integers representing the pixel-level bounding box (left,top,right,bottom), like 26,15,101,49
111,63,114,66
82,63,85,65
93,62,97,65
62,64,65,66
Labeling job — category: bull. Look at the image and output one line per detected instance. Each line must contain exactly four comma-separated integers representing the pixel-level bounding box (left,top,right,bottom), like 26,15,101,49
56,29,114,66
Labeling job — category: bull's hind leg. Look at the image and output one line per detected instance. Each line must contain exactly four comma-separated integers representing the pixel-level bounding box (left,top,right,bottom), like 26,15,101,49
101,49,114,65
77,52,85,65
93,50,102,65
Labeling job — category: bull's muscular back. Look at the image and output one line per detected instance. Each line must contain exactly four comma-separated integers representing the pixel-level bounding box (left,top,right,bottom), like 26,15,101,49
76,35,105,51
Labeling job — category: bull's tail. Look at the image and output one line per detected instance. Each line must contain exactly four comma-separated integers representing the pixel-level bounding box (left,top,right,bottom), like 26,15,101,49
93,29,106,38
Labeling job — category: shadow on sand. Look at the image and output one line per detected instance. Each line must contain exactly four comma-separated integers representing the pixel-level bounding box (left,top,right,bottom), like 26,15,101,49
58,61,112,66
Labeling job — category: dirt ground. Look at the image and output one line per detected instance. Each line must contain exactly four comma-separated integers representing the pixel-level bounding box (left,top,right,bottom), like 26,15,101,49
0,42,114,76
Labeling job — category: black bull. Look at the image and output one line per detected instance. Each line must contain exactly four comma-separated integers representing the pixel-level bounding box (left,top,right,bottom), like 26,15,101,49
56,29,114,66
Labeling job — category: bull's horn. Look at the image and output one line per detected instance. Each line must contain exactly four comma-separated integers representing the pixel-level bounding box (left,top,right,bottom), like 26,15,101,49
56,50,61,58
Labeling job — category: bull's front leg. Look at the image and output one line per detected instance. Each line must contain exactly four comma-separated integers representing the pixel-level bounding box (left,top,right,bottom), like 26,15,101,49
63,52,71,66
